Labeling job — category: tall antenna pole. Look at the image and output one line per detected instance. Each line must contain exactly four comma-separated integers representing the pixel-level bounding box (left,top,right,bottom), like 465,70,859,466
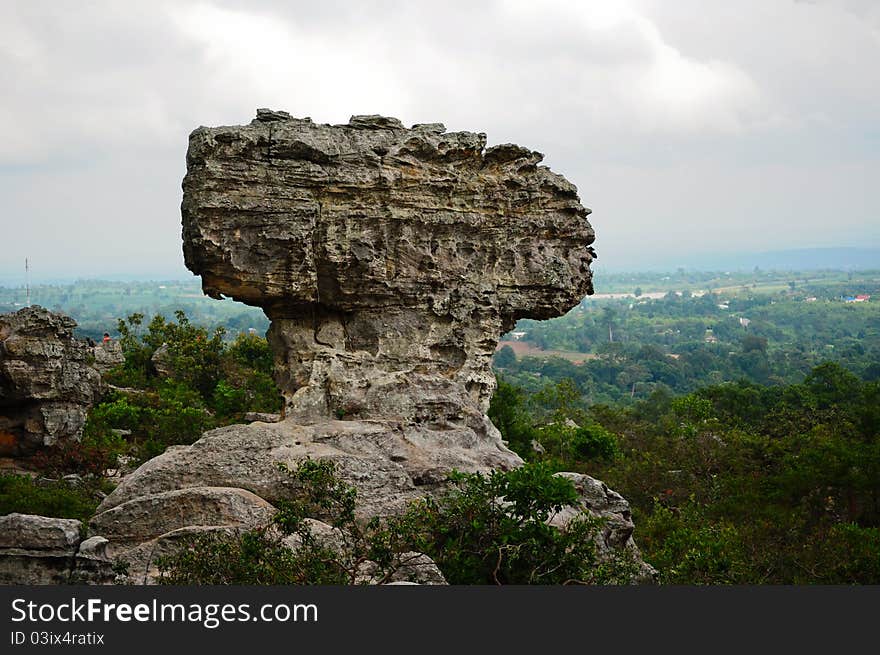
25,258,31,307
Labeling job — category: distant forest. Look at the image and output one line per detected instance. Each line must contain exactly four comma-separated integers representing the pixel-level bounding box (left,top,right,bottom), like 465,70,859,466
487,267,880,583
2,268,879,583
0,279,269,340
498,267,880,402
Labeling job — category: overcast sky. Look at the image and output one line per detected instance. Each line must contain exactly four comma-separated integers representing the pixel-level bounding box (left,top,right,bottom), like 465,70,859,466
1,0,878,281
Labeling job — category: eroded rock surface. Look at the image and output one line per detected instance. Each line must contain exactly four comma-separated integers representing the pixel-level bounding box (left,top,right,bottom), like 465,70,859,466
0,513,82,584
63,110,653,584
91,339,124,375
0,307,103,456
182,111,595,423
97,417,518,520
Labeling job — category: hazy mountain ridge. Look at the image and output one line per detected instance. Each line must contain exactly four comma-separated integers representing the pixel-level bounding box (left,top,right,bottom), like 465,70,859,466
596,247,880,273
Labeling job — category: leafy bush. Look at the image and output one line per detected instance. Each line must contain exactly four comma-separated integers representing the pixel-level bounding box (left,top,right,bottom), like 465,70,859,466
805,523,880,584
227,332,275,374
405,462,636,584
157,460,638,585
84,383,216,464
158,460,409,585
570,423,619,462
157,529,346,585
638,502,750,584
0,474,103,523
105,310,281,432
490,378,617,465
31,428,129,478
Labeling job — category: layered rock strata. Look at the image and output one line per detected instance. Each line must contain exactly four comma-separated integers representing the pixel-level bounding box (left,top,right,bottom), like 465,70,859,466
181,110,596,424
62,110,651,583
0,307,104,457
0,513,82,584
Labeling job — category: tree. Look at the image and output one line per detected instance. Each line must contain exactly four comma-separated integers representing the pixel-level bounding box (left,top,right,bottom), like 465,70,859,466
488,378,534,453
601,306,617,343
493,345,517,369
741,334,768,354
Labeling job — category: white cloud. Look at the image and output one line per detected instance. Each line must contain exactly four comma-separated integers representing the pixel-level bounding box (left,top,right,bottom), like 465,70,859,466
165,0,768,137
0,0,877,277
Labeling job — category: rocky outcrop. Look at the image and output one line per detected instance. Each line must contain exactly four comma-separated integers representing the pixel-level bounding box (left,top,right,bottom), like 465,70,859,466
0,307,103,457
150,344,174,378
97,418,516,520
91,486,276,544
182,110,595,424
0,513,82,584
88,485,276,585
551,472,657,582
38,109,651,584
91,339,124,375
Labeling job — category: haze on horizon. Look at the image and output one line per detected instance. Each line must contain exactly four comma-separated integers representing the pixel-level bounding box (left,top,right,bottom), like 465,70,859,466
1,0,878,283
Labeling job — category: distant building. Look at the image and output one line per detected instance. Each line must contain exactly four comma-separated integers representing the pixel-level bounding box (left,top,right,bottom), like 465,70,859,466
704,329,718,344
739,317,751,328
804,297,817,303
856,294,871,302
510,331,527,340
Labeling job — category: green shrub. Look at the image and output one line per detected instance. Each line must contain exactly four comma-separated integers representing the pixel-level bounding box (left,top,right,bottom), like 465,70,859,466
226,332,274,374
806,523,880,584
157,529,346,585
158,460,380,585
211,380,248,420
112,311,226,400
85,382,215,464
638,502,749,584
31,429,128,478
158,460,639,585
571,424,619,462
0,474,102,523
406,462,637,584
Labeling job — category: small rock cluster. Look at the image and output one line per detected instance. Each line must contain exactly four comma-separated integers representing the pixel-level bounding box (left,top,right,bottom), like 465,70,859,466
0,306,121,458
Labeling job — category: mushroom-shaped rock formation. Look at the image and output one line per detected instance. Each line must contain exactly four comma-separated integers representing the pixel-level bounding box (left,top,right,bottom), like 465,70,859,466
84,112,631,584
182,111,595,426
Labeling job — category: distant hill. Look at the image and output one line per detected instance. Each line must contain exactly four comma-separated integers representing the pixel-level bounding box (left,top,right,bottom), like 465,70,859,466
2,248,877,285
600,247,880,273
0,271,192,288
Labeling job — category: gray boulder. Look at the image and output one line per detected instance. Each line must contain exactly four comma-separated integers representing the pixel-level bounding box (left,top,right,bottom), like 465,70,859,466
91,339,124,375
0,513,82,584
91,486,276,545
0,306,103,456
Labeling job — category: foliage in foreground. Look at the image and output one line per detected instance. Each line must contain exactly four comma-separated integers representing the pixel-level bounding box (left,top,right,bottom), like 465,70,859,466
157,460,637,585
6,310,285,526
409,464,638,584
491,362,880,584
81,311,283,465
0,474,105,524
